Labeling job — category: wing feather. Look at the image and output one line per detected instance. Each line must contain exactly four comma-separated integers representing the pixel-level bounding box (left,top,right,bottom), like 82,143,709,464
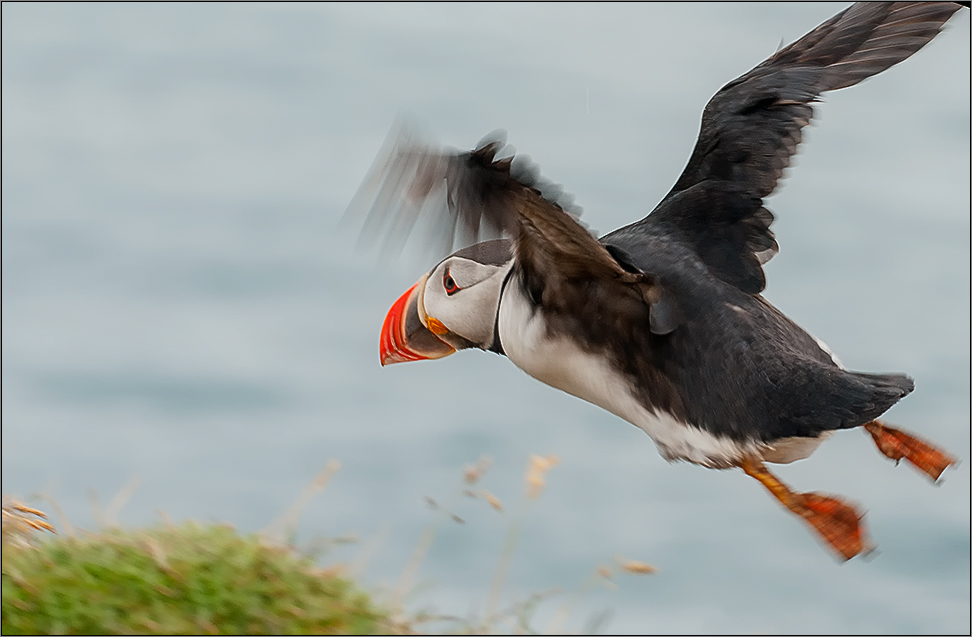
348,127,681,330
640,1,963,294
346,124,582,261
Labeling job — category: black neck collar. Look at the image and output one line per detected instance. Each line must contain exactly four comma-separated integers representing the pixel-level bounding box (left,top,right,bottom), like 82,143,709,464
487,265,516,356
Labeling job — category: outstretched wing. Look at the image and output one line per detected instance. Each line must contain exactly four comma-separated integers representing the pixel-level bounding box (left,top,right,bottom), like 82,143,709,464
349,127,681,334
634,1,963,294
345,124,583,261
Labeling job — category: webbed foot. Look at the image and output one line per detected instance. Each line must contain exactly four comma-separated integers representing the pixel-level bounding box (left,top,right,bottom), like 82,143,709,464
864,420,957,482
740,457,870,561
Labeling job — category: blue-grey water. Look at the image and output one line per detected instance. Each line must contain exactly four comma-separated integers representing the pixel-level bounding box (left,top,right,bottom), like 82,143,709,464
2,3,969,634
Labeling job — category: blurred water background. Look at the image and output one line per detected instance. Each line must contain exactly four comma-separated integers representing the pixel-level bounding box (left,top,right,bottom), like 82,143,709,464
2,3,969,634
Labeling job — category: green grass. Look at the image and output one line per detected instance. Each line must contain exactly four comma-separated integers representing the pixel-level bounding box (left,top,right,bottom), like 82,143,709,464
2,523,395,635
2,455,655,634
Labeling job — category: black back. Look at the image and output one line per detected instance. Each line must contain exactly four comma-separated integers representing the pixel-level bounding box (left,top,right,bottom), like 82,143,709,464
595,229,913,443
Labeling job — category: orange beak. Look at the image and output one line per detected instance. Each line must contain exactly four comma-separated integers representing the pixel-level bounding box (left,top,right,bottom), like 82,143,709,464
379,276,456,366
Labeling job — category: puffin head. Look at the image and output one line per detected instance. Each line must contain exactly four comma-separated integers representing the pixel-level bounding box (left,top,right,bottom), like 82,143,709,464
380,239,513,365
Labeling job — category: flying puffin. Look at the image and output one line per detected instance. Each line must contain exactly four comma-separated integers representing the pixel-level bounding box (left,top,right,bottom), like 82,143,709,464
350,2,964,560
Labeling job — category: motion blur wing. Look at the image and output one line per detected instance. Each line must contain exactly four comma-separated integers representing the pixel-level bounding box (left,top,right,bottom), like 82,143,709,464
346,123,583,262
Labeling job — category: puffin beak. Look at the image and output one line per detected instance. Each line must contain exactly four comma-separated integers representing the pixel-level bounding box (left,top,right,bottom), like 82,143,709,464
380,274,456,366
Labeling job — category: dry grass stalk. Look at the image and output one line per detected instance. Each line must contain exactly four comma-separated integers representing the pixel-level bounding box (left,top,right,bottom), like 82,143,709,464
105,477,143,528
524,454,559,499
486,452,560,622
392,459,489,617
546,562,623,634
38,494,75,539
619,558,657,575
263,460,341,543
348,523,391,579
2,498,56,548
463,455,493,485
393,526,436,614
481,489,504,512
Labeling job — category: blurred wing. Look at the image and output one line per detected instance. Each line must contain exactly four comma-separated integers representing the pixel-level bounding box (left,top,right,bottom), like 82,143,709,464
349,125,678,330
346,124,583,262
643,1,963,294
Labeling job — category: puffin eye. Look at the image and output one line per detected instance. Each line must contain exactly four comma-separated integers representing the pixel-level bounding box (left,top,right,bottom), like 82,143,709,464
443,269,460,296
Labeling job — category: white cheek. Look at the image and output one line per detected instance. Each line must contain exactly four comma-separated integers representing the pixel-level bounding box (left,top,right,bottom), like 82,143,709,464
424,263,510,347
422,281,452,326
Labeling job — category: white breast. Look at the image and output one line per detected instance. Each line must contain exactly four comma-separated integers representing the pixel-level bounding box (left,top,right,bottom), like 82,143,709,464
497,281,767,468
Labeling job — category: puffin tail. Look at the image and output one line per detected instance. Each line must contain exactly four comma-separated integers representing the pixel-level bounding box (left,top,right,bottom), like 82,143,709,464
845,372,914,425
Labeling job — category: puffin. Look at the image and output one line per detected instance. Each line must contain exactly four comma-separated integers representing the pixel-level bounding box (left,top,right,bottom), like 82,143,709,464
350,2,964,560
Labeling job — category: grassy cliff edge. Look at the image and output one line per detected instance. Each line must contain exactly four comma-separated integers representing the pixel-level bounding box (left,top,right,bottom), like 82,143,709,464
2,520,395,635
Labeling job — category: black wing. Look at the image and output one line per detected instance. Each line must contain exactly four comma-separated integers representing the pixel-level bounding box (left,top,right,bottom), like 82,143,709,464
625,1,963,295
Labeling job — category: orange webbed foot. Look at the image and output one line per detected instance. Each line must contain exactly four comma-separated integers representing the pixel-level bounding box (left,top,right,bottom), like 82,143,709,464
740,457,870,561
864,421,958,482
794,492,869,561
